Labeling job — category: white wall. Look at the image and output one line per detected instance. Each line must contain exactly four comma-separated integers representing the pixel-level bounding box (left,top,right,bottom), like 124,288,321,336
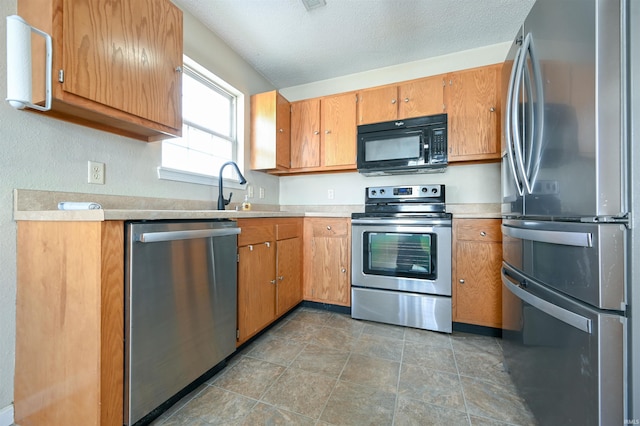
0,2,276,415
278,43,510,206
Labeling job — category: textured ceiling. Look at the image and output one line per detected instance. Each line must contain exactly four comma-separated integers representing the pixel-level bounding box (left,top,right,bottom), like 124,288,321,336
172,0,534,88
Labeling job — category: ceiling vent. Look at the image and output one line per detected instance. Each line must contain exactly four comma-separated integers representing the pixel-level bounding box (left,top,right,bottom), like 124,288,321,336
301,0,327,11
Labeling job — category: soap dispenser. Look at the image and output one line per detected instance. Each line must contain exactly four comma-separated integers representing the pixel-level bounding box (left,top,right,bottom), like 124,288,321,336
241,194,251,211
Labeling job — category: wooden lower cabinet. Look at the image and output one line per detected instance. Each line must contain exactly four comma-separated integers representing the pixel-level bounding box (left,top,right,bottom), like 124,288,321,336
15,221,124,426
452,218,503,328
236,218,303,345
303,217,351,306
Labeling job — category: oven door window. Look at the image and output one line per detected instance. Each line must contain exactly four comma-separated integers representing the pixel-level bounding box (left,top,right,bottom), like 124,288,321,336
364,232,437,280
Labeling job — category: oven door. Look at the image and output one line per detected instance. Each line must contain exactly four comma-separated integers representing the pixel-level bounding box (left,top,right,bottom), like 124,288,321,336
351,217,451,295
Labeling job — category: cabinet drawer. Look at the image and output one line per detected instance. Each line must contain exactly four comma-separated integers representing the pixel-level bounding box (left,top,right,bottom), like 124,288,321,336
277,220,302,240
309,219,349,237
238,225,275,246
455,219,502,242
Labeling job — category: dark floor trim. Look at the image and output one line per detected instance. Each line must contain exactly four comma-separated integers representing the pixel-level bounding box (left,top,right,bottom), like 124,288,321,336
300,300,351,315
453,322,502,338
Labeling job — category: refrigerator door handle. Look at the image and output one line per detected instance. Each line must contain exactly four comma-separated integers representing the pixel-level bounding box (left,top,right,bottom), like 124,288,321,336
502,268,592,333
527,33,546,190
502,224,593,247
511,33,532,194
505,40,525,196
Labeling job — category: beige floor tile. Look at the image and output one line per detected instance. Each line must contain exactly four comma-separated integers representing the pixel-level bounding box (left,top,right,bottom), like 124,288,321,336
289,307,333,325
166,386,256,425
362,321,407,340
454,349,515,389
404,327,453,348
246,334,307,366
461,376,537,425
340,353,400,393
353,333,404,361
320,380,396,425
290,343,350,377
451,333,503,355
238,402,316,425
394,396,471,426
398,363,466,411
311,326,362,351
213,357,285,399
324,312,366,334
403,340,458,374
261,367,337,418
270,318,323,343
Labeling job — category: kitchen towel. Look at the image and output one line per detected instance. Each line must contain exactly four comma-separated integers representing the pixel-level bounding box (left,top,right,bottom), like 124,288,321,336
58,202,103,210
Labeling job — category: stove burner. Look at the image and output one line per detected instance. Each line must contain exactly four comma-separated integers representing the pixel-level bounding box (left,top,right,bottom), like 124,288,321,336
356,184,447,217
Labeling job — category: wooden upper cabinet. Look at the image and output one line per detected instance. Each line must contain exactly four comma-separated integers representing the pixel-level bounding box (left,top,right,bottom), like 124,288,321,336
289,93,357,172
357,75,445,125
446,64,502,162
250,90,291,171
18,0,183,141
357,85,398,125
398,76,445,119
291,98,321,168
321,92,357,167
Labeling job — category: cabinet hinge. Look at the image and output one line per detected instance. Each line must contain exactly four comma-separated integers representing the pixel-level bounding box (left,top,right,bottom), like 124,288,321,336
58,69,64,83
236,329,240,339
237,253,240,263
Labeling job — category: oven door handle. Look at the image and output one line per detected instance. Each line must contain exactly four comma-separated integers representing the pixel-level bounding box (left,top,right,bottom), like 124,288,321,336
502,267,592,334
351,218,452,226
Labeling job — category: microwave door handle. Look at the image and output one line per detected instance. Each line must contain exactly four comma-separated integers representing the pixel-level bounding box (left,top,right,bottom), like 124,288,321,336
502,268,592,334
505,41,525,196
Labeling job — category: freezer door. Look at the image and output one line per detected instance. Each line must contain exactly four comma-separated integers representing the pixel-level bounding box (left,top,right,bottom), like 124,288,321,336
501,264,626,426
502,219,626,311
506,0,626,218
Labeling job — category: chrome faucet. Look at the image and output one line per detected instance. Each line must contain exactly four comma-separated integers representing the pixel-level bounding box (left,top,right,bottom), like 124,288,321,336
217,161,247,210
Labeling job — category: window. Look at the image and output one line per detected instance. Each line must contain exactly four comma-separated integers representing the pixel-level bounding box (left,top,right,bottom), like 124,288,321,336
159,56,244,185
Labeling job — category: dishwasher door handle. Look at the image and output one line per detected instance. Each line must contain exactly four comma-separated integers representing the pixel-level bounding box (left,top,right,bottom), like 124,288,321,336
136,227,241,243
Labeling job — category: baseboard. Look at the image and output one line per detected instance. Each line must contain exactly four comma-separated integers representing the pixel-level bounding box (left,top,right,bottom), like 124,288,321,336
0,404,13,426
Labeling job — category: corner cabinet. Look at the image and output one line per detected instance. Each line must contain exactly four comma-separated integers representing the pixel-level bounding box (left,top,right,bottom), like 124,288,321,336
18,0,183,141
15,221,124,426
303,217,351,306
250,90,291,171
236,218,303,345
445,64,502,162
452,218,503,328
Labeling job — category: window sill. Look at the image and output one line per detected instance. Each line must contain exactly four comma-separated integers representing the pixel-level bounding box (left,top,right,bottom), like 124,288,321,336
157,167,246,190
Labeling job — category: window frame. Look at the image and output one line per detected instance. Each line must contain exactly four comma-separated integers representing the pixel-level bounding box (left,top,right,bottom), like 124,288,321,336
158,55,245,188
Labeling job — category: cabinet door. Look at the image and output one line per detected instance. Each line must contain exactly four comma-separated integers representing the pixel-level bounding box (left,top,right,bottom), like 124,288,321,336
250,91,291,171
63,0,183,129
398,76,445,119
237,242,276,344
357,85,398,125
276,237,302,315
321,93,357,168
446,65,501,162
304,219,351,306
291,98,321,168
452,219,502,328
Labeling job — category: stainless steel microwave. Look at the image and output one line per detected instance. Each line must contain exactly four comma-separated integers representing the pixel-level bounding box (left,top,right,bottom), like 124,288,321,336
356,114,447,175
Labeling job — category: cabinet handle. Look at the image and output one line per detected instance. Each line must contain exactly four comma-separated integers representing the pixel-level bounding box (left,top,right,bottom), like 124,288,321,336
279,128,284,133
270,279,276,284
480,231,487,236
391,99,397,104
489,107,496,112
404,98,409,103
175,66,183,73
278,276,284,281
248,245,253,251
459,279,465,284
265,242,270,248
314,130,319,135
325,130,331,134
341,268,347,273
327,225,332,230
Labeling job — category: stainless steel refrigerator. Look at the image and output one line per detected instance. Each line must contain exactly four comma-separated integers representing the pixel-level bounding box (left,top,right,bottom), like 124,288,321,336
501,0,639,424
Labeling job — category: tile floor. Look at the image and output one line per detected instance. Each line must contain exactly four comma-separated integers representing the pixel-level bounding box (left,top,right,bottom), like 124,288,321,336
151,306,537,426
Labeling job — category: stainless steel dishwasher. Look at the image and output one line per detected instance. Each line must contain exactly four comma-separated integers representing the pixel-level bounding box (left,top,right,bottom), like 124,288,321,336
124,220,240,425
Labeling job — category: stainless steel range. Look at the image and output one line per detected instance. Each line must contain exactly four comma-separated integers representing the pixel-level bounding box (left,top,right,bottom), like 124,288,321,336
351,184,452,333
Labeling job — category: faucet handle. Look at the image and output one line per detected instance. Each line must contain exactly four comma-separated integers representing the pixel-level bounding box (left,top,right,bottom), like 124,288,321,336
225,192,233,205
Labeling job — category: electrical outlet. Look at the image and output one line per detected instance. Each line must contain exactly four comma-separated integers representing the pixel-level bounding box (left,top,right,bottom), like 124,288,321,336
259,187,265,199
328,189,335,200
247,185,254,198
88,161,105,184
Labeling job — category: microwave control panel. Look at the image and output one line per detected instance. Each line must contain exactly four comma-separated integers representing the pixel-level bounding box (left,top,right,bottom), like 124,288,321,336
429,127,447,163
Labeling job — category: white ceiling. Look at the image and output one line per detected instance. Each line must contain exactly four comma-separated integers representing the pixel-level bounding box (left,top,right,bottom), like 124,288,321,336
172,0,534,89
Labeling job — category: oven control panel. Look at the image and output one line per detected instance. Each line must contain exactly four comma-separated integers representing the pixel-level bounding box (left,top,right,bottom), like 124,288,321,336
366,185,444,201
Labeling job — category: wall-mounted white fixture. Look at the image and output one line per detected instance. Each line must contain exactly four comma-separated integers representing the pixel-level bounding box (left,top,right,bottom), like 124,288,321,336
301,0,326,12
6,15,52,111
